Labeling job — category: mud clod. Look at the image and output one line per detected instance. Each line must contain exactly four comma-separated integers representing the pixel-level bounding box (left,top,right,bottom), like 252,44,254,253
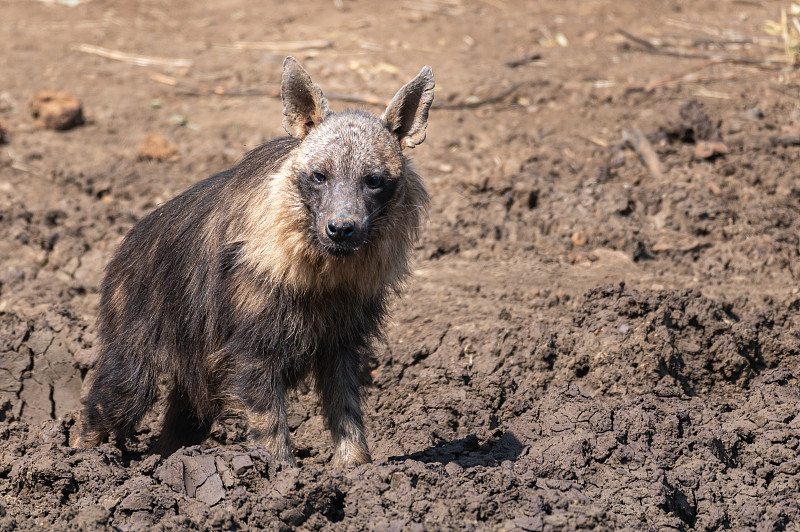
137,132,179,161
29,90,84,131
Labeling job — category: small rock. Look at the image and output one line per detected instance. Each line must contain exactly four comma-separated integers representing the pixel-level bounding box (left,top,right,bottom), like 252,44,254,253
389,471,407,490
570,229,587,247
694,140,728,159
119,490,155,511
740,106,764,121
136,453,162,475
38,419,68,446
181,455,217,497
653,378,684,398
0,118,7,143
438,163,453,173
195,473,225,506
513,515,544,531
215,457,236,488
30,90,84,130
176,496,208,515
280,507,306,527
652,234,702,253
725,120,743,134
445,462,463,477
73,504,110,529
154,457,185,493
98,493,122,511
138,132,179,161
231,454,253,475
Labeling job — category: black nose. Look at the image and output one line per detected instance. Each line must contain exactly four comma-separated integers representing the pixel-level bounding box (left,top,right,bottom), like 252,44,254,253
326,218,356,241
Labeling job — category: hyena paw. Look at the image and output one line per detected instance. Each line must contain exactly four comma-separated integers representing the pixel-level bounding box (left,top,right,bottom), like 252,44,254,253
70,426,106,448
267,442,298,468
332,443,372,468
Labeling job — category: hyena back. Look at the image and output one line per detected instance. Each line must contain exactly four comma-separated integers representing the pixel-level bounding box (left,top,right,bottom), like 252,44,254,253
73,57,433,468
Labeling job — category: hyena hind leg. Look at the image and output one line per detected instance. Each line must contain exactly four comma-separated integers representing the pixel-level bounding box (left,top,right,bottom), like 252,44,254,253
71,419,108,449
72,356,158,450
153,386,215,457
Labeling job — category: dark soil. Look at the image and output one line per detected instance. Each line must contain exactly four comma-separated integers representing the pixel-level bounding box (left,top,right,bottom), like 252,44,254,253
1,0,799,530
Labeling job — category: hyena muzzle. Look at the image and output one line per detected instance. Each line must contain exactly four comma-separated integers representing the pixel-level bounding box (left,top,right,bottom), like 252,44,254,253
72,57,433,468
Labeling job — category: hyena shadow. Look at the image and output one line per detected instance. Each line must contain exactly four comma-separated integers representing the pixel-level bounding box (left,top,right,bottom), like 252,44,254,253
389,431,525,468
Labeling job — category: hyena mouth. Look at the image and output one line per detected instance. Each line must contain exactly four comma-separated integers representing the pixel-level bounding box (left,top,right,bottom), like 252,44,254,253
321,241,361,258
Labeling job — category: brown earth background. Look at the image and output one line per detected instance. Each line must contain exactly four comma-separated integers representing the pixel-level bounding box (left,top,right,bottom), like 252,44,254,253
1,0,800,530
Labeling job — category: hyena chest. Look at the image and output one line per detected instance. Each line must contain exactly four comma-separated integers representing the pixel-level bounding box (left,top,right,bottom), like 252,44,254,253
228,286,384,383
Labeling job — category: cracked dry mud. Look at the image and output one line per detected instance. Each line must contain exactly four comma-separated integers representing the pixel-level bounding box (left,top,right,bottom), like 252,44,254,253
1,0,799,530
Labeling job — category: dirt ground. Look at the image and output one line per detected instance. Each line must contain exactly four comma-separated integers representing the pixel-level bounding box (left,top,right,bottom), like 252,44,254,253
1,0,800,530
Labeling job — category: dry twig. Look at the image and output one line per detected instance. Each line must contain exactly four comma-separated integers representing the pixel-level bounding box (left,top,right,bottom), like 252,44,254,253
640,59,775,89
151,74,267,96
213,40,333,52
770,135,800,146
623,128,664,180
433,82,528,110
73,44,193,68
617,29,783,66
152,74,535,110
581,135,610,148
644,60,723,89
7,149,43,176
150,74,385,104
506,53,543,68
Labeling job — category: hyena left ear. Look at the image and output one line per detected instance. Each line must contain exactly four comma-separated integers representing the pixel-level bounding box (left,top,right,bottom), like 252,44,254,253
382,66,435,149
282,56,330,139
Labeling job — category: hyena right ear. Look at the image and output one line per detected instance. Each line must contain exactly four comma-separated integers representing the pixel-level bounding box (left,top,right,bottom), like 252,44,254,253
281,56,329,139
382,65,435,149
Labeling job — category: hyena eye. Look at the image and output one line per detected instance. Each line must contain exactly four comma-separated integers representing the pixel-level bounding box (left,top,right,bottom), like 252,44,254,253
312,172,327,184
365,175,383,189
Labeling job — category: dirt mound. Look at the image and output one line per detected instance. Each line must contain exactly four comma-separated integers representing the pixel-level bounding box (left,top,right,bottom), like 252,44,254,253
513,370,800,530
526,283,800,396
1,366,797,530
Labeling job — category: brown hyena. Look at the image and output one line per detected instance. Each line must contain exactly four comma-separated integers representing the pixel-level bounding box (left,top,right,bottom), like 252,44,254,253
72,57,433,468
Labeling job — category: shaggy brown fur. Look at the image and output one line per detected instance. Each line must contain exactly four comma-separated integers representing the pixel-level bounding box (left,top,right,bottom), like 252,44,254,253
72,57,434,468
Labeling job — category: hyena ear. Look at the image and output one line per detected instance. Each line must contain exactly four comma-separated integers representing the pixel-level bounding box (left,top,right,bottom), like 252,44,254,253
281,56,329,139
382,66,435,149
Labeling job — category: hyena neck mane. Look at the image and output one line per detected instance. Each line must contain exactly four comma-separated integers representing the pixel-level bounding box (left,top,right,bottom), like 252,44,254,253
231,109,429,300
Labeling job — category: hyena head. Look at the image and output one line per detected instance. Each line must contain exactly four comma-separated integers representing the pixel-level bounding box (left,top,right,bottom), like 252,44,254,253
281,57,434,258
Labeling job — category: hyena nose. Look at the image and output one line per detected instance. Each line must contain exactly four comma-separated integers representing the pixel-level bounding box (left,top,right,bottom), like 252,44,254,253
326,218,356,241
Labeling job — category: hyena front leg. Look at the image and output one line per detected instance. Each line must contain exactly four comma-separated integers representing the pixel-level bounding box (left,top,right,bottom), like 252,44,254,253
154,385,215,457
315,350,372,468
238,376,296,466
